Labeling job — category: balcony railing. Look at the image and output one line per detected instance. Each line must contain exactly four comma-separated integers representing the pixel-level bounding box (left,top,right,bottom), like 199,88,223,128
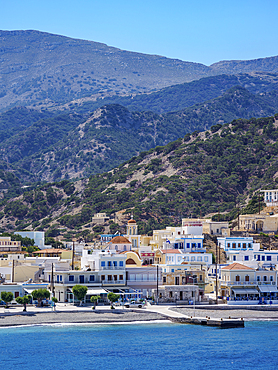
100,266,125,270
101,280,125,285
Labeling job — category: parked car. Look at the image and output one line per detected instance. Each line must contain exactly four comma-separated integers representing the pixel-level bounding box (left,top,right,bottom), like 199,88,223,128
124,301,145,308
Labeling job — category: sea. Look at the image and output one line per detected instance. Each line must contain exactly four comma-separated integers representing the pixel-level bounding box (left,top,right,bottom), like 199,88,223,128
0,320,278,370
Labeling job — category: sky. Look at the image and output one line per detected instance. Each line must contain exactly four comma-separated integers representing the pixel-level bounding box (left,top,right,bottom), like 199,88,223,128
1,0,278,66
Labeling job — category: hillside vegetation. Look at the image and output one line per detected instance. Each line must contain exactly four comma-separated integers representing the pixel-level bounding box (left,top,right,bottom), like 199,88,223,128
2,30,278,112
1,86,278,183
1,114,278,238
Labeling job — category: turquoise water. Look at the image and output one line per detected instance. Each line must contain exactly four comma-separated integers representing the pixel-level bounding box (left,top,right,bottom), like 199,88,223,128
0,321,278,370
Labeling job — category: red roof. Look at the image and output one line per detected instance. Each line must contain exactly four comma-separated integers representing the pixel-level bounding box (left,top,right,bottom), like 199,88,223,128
222,263,254,271
110,236,131,244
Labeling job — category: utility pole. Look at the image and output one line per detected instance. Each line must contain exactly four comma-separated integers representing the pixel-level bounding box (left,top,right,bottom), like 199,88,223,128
71,239,75,270
156,264,159,305
12,259,15,283
51,263,55,298
259,193,261,215
215,242,218,305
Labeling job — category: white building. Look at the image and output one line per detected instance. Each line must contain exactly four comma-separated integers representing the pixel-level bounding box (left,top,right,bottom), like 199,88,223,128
261,189,278,206
15,231,45,249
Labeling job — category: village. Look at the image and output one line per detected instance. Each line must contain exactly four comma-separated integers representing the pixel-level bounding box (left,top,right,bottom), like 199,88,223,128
1,189,278,309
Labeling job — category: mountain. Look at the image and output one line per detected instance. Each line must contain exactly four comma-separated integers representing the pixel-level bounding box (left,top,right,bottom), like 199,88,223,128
211,56,278,74
0,30,212,111
2,30,278,112
1,86,278,183
64,72,278,115
1,113,278,237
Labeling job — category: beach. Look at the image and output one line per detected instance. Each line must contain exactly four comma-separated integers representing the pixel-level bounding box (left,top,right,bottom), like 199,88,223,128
1,304,278,327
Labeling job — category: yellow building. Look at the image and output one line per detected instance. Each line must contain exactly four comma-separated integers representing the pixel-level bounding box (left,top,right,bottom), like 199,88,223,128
239,213,278,233
0,237,21,252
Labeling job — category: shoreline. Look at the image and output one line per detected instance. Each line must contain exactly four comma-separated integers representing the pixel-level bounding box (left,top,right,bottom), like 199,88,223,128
1,305,278,328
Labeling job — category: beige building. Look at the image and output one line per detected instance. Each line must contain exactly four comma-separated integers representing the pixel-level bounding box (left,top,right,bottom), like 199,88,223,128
92,213,110,225
239,213,278,233
0,237,21,252
203,220,230,236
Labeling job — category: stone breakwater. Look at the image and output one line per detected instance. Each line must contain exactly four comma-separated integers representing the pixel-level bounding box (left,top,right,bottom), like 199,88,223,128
0,309,168,327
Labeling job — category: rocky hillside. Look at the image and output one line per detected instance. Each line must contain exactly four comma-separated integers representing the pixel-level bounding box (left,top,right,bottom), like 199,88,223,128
2,30,278,112
0,30,211,111
1,85,278,184
1,114,278,240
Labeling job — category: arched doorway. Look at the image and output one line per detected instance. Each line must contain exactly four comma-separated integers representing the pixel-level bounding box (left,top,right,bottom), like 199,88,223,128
256,220,264,232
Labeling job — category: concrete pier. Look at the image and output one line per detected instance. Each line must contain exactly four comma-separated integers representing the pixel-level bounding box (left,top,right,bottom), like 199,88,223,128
169,316,244,328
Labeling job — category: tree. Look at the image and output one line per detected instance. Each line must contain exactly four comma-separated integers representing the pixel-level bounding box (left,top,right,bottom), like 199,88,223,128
1,291,13,308
90,295,100,309
72,285,88,306
107,292,120,309
15,295,31,311
31,288,50,307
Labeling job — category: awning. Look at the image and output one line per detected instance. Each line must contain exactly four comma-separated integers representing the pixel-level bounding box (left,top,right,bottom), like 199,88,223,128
259,286,278,293
24,288,38,294
86,288,107,295
232,288,259,295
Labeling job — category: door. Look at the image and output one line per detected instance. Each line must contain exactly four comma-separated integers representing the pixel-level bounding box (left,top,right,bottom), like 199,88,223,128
79,275,84,283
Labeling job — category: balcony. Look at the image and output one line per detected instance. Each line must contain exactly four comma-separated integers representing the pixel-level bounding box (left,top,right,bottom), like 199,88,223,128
101,280,125,285
100,266,125,271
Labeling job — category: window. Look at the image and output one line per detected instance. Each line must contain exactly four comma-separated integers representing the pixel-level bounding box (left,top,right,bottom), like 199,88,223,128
257,255,260,261
248,243,252,248
69,275,74,282
101,275,105,281
238,243,241,249
101,261,105,267
244,256,249,261
197,243,201,248
270,276,274,282
187,243,190,248
191,256,195,261
199,275,203,281
263,276,267,282
232,243,236,249
236,275,240,282
119,261,124,267
114,275,117,280
197,256,202,261
119,275,123,280
108,261,112,266
89,275,95,282
192,243,196,248
262,256,265,261
204,256,208,262
267,256,271,261
243,243,246,249
227,243,230,248
113,261,117,267
233,255,236,261
163,276,166,283
108,275,112,281
245,275,249,282
257,276,261,281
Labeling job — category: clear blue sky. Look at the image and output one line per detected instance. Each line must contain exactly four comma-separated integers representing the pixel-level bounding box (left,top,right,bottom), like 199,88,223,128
1,0,278,65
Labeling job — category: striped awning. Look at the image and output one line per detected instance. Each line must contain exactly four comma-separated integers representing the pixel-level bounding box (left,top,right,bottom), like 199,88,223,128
232,288,259,294
259,286,278,293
